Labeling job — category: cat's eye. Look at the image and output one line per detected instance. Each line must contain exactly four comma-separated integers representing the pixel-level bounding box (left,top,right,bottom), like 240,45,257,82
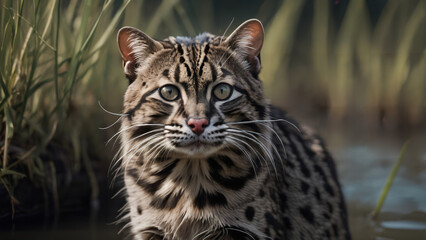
213,83,233,100
159,85,180,101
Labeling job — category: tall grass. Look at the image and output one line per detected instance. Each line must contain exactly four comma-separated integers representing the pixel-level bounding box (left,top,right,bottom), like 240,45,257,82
261,0,425,126
0,0,130,217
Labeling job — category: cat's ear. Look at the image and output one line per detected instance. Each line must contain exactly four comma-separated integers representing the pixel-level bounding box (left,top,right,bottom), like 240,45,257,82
117,27,163,82
225,19,264,74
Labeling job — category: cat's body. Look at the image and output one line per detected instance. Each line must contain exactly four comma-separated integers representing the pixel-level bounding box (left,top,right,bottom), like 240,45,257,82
116,19,351,240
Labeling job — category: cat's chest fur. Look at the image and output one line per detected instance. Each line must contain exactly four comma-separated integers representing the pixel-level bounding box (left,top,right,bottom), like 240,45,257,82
116,19,351,240
124,153,269,239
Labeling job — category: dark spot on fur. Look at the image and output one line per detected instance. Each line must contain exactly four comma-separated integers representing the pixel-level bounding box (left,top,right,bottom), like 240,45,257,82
269,189,278,202
245,206,255,221
323,212,331,220
125,88,158,119
125,74,136,84
325,230,331,238
327,202,334,213
162,69,169,77
314,187,322,201
126,168,165,195
301,181,310,194
184,63,191,77
207,157,253,190
217,155,235,168
208,191,227,206
286,158,295,169
299,160,311,178
324,182,335,196
142,81,146,87
177,44,183,55
279,192,288,212
283,216,292,230
265,212,280,233
199,61,205,76
150,191,182,210
194,188,227,209
264,227,270,236
153,159,179,177
313,164,335,196
332,223,338,236
131,125,157,139
259,189,265,197
136,158,144,166
137,206,143,215
174,64,180,82
179,56,185,63
299,205,315,223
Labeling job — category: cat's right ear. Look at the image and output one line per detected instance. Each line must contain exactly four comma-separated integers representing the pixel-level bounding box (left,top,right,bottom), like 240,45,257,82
117,27,163,83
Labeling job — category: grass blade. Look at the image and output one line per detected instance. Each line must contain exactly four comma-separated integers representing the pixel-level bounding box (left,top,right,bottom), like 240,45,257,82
371,141,410,219
88,0,132,56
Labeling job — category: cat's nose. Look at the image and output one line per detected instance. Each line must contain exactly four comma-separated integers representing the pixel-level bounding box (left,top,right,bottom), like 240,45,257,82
187,118,209,136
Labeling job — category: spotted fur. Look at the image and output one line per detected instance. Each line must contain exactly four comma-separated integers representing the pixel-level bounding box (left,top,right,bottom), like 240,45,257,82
115,19,351,240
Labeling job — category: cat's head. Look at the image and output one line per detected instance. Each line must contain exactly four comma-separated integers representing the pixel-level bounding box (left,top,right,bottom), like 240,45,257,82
117,19,270,158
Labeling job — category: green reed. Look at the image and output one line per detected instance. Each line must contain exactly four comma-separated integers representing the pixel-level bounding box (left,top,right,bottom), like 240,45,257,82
371,141,409,220
261,0,425,125
0,0,130,217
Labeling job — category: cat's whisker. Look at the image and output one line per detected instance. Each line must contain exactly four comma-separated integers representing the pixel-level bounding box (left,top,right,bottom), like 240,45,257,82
224,227,256,240
227,129,280,174
192,228,210,240
106,123,164,146
142,140,168,173
224,139,259,180
216,43,234,66
98,100,127,117
229,126,286,171
227,134,272,174
227,130,274,164
228,127,282,160
109,130,165,183
99,116,124,130
227,119,301,134
118,133,164,176
220,50,237,68
110,128,164,167
123,135,164,168
258,122,288,167
219,18,234,45
226,136,263,178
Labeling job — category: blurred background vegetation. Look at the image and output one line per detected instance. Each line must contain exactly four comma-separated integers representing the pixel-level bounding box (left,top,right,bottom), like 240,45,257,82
1,0,425,239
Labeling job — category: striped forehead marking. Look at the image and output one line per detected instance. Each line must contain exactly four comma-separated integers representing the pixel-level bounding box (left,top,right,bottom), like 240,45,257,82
173,42,215,103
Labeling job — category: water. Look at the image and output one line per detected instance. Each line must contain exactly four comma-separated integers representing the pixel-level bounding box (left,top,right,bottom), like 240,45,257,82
326,122,426,240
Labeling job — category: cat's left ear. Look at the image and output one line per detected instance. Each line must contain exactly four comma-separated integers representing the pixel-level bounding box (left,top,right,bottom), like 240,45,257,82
117,27,163,82
225,19,264,74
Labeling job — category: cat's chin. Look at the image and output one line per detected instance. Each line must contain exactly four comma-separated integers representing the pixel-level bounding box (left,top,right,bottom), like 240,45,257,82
173,141,223,157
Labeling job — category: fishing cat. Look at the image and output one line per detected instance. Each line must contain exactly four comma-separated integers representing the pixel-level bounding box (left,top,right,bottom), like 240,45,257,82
116,19,351,240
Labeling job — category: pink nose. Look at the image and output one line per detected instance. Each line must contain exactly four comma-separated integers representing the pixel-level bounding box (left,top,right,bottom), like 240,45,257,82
187,118,209,135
